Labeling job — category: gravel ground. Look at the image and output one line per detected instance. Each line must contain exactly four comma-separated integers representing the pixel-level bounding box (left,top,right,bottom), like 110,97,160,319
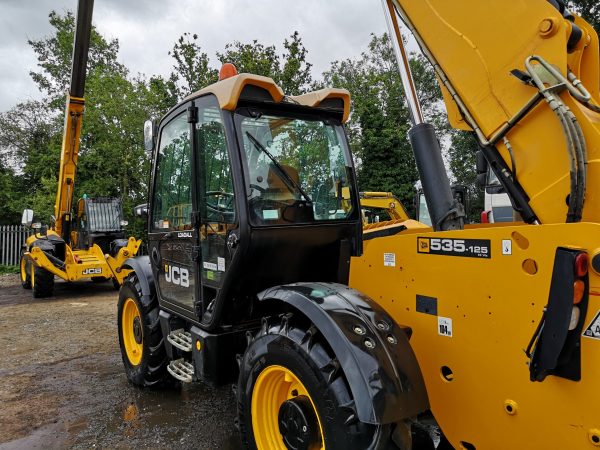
0,274,241,450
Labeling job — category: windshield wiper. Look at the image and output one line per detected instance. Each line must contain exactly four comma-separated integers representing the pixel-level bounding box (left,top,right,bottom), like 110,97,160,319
245,131,312,203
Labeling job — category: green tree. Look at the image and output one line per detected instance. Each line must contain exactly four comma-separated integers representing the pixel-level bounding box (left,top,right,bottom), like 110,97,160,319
216,32,312,95
0,100,60,221
569,1,600,32
448,131,483,222
323,33,443,216
4,10,159,228
169,33,218,98
28,11,123,110
0,164,19,224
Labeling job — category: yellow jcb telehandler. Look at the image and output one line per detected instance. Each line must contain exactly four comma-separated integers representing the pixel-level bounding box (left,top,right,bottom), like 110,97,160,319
20,0,139,298
117,0,600,448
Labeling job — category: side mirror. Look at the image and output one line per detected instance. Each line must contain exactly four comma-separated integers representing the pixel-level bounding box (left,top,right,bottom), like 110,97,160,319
134,203,149,219
451,184,470,222
143,119,156,155
21,209,34,227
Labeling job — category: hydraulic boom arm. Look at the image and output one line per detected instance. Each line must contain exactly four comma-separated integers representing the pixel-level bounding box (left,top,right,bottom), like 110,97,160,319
54,0,94,242
388,0,600,225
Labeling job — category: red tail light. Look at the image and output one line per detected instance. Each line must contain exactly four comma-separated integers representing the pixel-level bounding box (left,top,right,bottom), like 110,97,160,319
575,252,589,277
481,210,491,223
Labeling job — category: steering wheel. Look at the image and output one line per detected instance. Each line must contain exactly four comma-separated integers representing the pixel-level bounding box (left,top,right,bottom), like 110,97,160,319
205,191,235,213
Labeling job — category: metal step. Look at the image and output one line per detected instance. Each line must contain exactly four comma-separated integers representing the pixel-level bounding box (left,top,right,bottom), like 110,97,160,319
167,358,194,383
167,329,192,352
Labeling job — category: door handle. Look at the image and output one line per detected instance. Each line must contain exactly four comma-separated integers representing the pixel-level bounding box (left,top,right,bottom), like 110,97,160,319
227,232,239,250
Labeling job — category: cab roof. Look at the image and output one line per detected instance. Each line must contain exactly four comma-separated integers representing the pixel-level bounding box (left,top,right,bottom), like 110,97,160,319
184,73,351,123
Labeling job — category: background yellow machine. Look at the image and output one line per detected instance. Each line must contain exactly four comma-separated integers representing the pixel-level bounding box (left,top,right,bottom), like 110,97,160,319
116,1,600,449
360,191,410,224
20,0,139,298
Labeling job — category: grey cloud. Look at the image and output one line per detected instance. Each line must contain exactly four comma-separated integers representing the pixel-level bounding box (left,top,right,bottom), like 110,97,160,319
0,0,388,111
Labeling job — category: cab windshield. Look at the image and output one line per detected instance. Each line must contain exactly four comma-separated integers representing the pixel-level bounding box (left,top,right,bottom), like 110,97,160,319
237,109,355,225
87,198,123,232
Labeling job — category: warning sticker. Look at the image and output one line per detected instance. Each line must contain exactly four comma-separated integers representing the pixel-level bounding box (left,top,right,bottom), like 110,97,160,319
203,261,217,271
438,316,453,337
384,253,396,267
583,311,600,340
502,239,512,255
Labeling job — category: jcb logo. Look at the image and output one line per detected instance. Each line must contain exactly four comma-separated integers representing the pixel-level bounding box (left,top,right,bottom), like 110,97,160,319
164,264,190,288
418,238,430,253
83,268,103,275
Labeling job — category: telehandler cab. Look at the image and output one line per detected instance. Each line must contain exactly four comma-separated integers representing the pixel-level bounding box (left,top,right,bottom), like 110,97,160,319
119,0,600,448
20,0,140,298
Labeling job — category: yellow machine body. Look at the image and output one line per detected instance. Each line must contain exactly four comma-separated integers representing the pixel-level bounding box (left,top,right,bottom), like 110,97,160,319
54,95,84,237
348,1,600,448
392,0,600,225
360,191,411,225
22,0,139,290
24,231,139,285
350,222,600,449
23,85,140,287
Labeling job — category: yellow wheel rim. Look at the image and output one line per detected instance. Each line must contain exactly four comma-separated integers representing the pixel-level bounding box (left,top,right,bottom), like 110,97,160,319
251,365,325,450
20,256,27,283
30,264,35,287
122,298,143,366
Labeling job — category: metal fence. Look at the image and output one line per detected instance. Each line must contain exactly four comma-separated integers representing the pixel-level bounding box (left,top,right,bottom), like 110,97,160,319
0,225,30,266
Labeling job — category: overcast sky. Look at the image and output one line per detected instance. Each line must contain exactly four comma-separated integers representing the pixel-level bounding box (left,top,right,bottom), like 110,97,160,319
0,0,391,112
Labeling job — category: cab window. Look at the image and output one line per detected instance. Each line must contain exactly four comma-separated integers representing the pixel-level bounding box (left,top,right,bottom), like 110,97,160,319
237,111,354,225
151,113,192,231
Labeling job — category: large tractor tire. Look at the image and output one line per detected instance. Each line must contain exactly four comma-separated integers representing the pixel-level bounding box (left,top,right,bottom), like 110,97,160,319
117,273,171,387
237,314,391,450
19,251,31,289
32,266,54,298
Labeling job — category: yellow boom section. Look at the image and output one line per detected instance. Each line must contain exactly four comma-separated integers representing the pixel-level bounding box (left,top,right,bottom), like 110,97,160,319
54,95,85,237
360,191,410,223
393,0,600,224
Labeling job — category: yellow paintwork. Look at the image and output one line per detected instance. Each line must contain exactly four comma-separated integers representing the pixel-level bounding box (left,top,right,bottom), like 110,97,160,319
185,74,351,123
28,87,140,288
394,0,600,225
290,88,351,123
350,222,600,449
19,254,28,284
364,218,429,234
23,230,140,285
360,191,411,223
360,6,600,444
54,95,85,236
251,365,324,450
122,297,143,366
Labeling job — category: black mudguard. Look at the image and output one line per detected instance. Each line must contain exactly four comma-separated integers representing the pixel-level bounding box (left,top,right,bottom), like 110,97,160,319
31,239,56,252
122,256,155,299
258,282,430,425
31,233,64,252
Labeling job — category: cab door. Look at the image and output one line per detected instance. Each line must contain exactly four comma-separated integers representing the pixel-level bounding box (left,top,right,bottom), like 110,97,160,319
149,103,197,315
193,96,238,324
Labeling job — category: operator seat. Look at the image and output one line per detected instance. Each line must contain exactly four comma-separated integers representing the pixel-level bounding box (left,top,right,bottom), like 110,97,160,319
265,164,300,202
